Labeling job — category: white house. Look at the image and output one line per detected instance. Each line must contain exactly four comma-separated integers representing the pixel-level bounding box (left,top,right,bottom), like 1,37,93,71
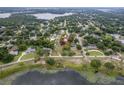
9,46,19,55
25,47,36,54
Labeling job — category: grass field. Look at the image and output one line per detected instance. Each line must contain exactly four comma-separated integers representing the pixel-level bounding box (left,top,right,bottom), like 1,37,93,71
0,62,3,65
0,63,43,79
13,52,22,62
21,52,37,60
87,50,104,56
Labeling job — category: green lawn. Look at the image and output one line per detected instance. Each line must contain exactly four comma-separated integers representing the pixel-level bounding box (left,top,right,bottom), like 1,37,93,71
13,52,22,62
21,52,37,60
0,63,43,79
87,50,104,56
0,61,3,65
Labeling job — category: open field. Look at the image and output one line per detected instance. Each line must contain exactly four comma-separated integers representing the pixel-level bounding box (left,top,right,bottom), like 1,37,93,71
87,50,104,56
13,52,22,62
21,52,37,60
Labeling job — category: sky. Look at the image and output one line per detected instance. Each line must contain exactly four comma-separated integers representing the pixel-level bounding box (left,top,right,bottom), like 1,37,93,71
0,0,124,7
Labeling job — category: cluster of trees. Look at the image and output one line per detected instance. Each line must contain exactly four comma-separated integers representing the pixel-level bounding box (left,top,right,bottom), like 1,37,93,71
90,59,115,73
31,37,55,49
84,34,124,54
15,36,54,52
0,14,38,26
76,44,82,50
0,47,14,63
45,57,56,66
61,44,75,56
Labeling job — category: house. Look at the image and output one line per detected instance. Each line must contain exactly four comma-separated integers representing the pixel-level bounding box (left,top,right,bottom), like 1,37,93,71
6,43,13,48
0,43,5,48
71,43,76,47
43,48,52,56
0,26,5,30
86,44,97,49
110,34,120,40
25,47,36,54
29,30,37,40
119,40,124,45
50,34,57,41
60,35,68,45
9,46,19,55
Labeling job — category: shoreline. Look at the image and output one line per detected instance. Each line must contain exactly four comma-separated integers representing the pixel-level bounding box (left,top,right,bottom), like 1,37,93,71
0,64,124,85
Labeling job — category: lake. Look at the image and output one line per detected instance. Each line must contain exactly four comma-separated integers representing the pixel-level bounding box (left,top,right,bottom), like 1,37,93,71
1,69,124,85
0,13,11,18
0,13,73,19
31,13,73,20
12,70,90,85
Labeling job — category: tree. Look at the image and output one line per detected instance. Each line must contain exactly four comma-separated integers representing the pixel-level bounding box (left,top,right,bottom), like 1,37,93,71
68,33,75,43
62,44,71,51
96,42,106,50
2,54,14,63
112,46,120,52
0,47,14,63
74,38,79,43
90,59,101,73
36,48,44,56
45,58,56,65
61,50,75,56
84,35,99,44
0,47,8,60
104,62,115,71
76,44,82,50
104,49,113,56
18,44,27,51
34,55,40,63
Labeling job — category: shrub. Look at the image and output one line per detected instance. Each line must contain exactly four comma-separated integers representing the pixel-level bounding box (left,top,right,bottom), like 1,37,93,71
61,50,75,56
45,58,56,65
90,59,101,73
104,62,115,71
18,62,25,66
76,44,82,50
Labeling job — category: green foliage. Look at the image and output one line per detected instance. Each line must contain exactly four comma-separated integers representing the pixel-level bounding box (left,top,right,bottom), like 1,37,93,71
68,33,76,43
0,14,38,26
0,64,42,79
74,38,79,43
34,55,40,63
0,47,14,63
45,58,56,65
62,44,71,51
76,44,82,50
18,62,25,66
34,37,54,49
36,48,44,56
62,50,75,56
104,50,113,56
90,59,101,72
18,44,27,51
2,54,14,63
104,62,115,71
84,35,99,44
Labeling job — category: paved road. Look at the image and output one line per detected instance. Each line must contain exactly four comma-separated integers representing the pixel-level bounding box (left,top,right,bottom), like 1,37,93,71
76,34,90,62
17,52,26,62
0,58,34,68
0,55,122,69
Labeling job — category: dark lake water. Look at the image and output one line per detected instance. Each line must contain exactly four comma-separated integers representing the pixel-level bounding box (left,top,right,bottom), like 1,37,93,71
0,13,11,18
11,70,124,85
12,70,90,85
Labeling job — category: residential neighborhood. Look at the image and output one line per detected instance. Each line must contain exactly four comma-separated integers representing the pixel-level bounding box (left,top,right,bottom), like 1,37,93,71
0,7,124,85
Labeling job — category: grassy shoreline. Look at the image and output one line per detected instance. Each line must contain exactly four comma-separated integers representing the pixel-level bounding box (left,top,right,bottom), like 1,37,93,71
0,60,124,83
0,63,43,79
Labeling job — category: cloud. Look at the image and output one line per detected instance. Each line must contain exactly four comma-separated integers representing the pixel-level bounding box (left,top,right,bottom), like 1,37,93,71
0,0,124,7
